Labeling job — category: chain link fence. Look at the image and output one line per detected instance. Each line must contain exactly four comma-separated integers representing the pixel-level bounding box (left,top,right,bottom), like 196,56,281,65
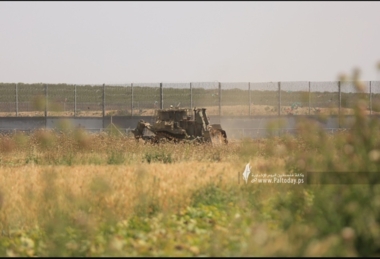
221,82,249,116
310,81,340,115
249,82,278,116
0,81,379,117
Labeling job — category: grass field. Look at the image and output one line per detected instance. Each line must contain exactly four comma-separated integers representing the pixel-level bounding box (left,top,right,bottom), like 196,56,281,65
0,95,380,256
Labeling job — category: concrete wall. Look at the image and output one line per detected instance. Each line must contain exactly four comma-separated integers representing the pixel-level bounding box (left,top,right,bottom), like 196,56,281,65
0,117,46,132
46,117,103,132
216,115,357,139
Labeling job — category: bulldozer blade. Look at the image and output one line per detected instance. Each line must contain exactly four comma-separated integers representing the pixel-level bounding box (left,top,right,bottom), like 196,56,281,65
209,127,228,145
203,131,212,143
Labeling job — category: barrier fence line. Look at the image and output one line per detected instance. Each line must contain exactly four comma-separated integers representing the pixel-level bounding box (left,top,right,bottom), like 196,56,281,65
0,81,378,119
190,82,193,110
308,81,311,115
45,84,47,128
15,83,18,117
131,83,133,117
370,81,372,115
74,85,77,117
278,82,281,116
338,81,341,128
248,82,251,117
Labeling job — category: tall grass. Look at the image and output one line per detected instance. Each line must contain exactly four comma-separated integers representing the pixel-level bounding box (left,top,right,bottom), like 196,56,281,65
0,72,379,256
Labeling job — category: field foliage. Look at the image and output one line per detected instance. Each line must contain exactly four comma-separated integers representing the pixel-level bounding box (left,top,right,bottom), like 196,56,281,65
0,76,379,256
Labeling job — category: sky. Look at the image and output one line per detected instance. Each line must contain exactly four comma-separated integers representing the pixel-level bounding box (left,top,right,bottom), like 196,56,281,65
1,1,380,85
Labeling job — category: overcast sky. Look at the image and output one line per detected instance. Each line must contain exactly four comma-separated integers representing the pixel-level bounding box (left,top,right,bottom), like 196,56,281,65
1,2,380,84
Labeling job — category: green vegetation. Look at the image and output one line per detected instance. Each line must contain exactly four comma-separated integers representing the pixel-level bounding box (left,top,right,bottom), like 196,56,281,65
0,73,379,256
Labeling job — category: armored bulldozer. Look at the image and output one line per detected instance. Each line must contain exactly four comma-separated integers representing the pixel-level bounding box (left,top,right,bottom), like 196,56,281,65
132,107,228,144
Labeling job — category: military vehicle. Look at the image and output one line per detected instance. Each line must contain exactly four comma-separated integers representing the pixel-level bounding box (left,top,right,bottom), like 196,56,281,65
132,107,228,144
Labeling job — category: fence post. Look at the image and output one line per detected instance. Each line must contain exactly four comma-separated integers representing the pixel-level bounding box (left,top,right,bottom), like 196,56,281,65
45,84,48,118
102,84,105,130
370,81,372,115
278,82,281,116
249,82,251,117
308,81,311,115
103,83,106,117
15,83,18,117
160,82,163,109
45,84,48,129
338,81,341,128
218,82,221,116
74,85,77,117
190,82,193,110
131,83,133,117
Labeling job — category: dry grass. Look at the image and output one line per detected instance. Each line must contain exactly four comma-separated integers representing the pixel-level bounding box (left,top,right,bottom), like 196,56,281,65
1,68,378,256
0,162,234,228
0,123,378,256
0,130,282,229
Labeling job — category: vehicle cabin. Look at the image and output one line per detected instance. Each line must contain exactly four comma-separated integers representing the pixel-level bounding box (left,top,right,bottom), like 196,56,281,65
156,109,190,122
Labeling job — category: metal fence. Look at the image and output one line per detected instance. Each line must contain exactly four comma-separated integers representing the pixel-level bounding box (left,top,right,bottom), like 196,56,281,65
0,81,379,117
